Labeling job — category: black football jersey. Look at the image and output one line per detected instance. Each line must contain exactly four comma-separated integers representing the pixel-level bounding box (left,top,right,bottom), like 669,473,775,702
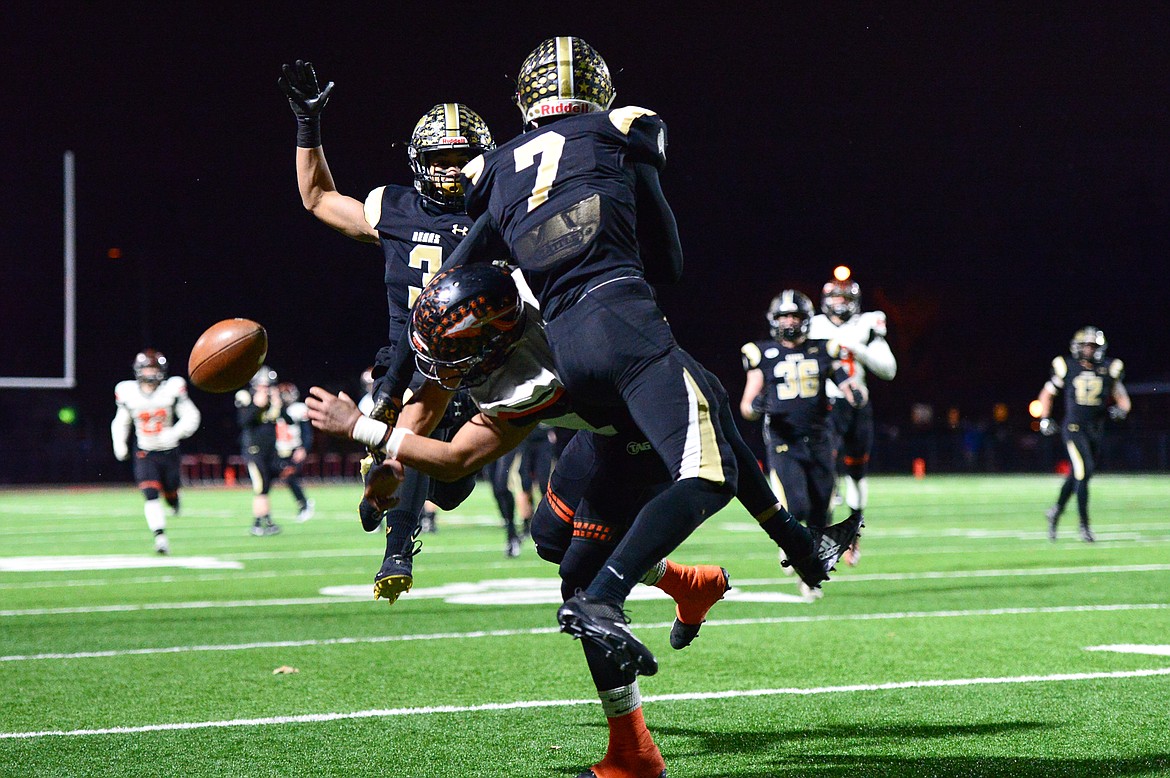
461,107,667,320
365,184,474,344
1047,355,1125,431
741,338,846,440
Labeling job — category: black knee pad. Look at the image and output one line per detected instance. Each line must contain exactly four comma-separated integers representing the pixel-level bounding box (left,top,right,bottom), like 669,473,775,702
141,487,160,501
531,500,570,564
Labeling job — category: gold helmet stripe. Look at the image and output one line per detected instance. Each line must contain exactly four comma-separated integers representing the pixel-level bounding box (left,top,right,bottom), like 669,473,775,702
443,103,460,137
556,36,575,99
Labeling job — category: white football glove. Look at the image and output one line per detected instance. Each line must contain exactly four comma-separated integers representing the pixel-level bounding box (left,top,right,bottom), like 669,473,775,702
1108,406,1128,421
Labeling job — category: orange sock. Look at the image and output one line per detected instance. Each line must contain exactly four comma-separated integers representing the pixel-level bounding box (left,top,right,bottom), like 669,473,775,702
591,707,665,778
654,561,727,625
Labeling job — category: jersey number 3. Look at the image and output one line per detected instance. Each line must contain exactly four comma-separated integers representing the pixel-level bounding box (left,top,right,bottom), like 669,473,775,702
514,133,566,213
408,244,443,307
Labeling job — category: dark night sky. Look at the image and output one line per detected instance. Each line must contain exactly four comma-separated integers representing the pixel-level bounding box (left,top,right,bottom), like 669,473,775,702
3,3,1168,461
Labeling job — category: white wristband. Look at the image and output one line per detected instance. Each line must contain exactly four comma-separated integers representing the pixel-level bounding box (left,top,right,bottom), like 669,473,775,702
351,415,389,449
385,428,413,460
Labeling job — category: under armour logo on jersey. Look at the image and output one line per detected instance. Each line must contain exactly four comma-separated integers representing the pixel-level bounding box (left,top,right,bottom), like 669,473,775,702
451,224,469,237
412,231,441,244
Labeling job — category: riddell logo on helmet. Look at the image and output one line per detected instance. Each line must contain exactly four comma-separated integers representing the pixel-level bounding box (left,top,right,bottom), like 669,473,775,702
438,137,469,146
539,102,589,117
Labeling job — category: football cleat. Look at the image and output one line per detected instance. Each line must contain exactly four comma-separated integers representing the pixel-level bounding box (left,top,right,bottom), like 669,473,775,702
505,536,521,558
782,512,864,589
296,499,316,522
799,580,824,601
154,533,170,555
262,518,281,536
420,509,438,534
373,536,422,605
1046,506,1060,541
669,566,730,650
1080,525,1096,543
558,593,658,677
358,454,387,532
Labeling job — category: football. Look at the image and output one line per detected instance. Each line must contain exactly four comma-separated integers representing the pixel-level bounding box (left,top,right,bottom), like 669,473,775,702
188,319,268,393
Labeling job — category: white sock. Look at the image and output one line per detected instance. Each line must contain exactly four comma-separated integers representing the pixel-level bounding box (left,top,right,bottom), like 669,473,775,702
639,559,667,586
144,499,166,533
598,682,642,718
845,477,868,512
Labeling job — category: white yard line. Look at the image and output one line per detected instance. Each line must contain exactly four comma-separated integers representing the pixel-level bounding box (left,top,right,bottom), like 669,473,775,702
2,602,1166,662
3,666,1168,740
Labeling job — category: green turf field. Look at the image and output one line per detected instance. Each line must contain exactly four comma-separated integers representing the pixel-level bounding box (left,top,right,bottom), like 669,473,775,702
1,474,1168,777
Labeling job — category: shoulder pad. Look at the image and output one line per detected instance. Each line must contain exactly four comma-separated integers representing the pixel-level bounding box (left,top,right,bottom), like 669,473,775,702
609,106,658,134
364,186,387,229
741,341,763,369
166,376,188,393
462,154,486,186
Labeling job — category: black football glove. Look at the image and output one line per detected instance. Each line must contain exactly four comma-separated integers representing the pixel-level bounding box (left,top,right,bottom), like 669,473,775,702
278,60,334,147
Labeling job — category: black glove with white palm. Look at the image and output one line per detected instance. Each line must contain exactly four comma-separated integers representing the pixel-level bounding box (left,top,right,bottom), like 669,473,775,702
278,59,335,148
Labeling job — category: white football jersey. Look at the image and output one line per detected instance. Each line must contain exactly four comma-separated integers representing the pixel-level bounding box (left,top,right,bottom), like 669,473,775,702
808,310,896,397
469,298,616,435
276,402,309,457
111,376,201,454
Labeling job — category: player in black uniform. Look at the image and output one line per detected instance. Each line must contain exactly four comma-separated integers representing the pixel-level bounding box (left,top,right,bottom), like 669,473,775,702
373,38,741,701
237,367,284,536
309,264,859,778
280,60,492,601
741,291,864,596
1035,326,1130,541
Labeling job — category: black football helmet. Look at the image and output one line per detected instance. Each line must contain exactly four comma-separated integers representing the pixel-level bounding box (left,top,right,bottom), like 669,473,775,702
514,36,615,128
1070,326,1106,363
821,279,861,321
767,290,815,342
409,264,526,390
408,103,495,209
133,349,167,385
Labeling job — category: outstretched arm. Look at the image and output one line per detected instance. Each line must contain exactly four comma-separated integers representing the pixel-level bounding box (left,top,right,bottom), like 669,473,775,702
280,60,377,242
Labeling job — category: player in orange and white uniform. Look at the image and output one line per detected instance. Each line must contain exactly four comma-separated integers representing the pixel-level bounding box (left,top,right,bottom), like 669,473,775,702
808,271,896,565
111,349,201,554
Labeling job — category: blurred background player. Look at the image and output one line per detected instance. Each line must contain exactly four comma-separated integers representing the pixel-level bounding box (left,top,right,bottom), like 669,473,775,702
488,424,553,557
280,60,492,598
808,267,896,565
236,366,283,536
111,349,201,554
1036,326,1130,542
741,290,864,598
275,382,315,522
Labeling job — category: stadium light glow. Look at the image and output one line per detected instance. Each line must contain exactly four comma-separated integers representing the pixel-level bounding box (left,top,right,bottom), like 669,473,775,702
1028,400,1044,418
833,265,851,282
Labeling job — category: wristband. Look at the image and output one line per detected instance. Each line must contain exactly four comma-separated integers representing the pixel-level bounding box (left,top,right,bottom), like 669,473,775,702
351,415,389,449
296,115,322,148
386,428,414,460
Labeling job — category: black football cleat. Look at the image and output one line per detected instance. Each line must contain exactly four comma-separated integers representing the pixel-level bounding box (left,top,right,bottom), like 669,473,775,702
558,593,658,677
358,454,387,532
1046,506,1060,541
1080,524,1096,543
373,532,421,605
783,512,864,589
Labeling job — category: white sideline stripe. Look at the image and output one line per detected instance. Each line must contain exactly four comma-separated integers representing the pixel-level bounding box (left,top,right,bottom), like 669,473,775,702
1085,644,1170,657
735,562,1170,587
3,602,1166,662
4,667,1169,740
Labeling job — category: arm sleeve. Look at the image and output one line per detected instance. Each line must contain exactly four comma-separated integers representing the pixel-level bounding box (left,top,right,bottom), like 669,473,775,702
635,163,683,284
849,337,897,380
171,383,201,440
111,404,132,460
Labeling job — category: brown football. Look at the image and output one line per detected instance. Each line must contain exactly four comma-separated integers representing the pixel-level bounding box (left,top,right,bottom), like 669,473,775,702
188,319,268,393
